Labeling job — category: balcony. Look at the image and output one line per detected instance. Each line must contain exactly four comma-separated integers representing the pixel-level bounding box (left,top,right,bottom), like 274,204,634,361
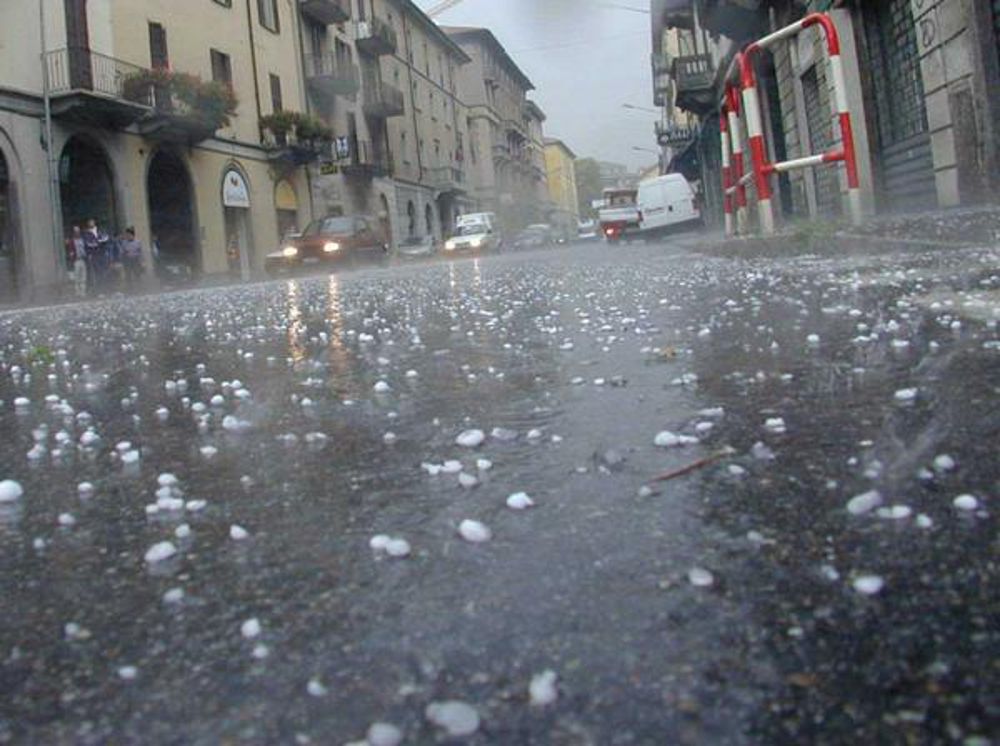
651,52,673,77
673,54,716,114
342,140,393,178
304,54,360,102
355,17,397,56
261,112,333,167
656,121,695,148
299,0,350,26
45,47,152,128
362,82,404,119
428,166,465,192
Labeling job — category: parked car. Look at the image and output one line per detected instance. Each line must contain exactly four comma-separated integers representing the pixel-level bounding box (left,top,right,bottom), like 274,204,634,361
265,215,387,275
577,219,598,241
512,224,554,249
443,223,497,254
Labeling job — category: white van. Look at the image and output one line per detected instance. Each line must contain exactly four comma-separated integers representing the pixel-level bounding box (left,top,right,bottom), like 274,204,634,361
636,174,701,236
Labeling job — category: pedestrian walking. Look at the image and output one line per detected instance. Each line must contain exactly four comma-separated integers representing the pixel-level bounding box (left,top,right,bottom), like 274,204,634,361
119,227,144,288
66,226,88,298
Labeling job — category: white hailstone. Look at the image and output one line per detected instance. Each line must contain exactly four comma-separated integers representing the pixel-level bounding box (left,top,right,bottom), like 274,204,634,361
210,395,225,407
222,416,250,432
144,541,178,564
241,618,262,639
441,460,463,474
688,567,714,587
529,670,558,706
156,407,170,421
456,429,486,448
458,472,479,489
915,514,934,529
933,454,956,473
191,403,207,414
163,587,185,604
852,575,885,595
385,538,411,558
637,485,655,498
58,513,76,527
77,482,95,497
806,334,820,346
728,465,747,477
405,370,419,379
953,494,979,511
476,459,493,471
79,431,100,448
893,388,918,403
764,417,787,434
367,722,403,746
506,492,535,510
0,480,24,503
382,432,398,445
425,701,480,737
252,644,270,660
200,446,218,459
369,534,391,551
121,450,140,466
13,397,30,408
421,463,443,476
876,505,912,520
653,431,680,448
185,499,207,512
526,429,543,441
458,519,491,543
846,490,883,516
158,473,179,488
174,524,192,539
373,381,391,394
230,525,250,540
306,678,328,697
117,666,138,681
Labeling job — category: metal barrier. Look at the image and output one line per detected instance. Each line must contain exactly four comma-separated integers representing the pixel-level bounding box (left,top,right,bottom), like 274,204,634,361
720,13,862,236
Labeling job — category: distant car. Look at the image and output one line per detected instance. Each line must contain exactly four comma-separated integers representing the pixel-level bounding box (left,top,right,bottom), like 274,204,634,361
513,224,554,249
444,224,496,254
397,235,439,260
577,220,598,241
265,216,387,275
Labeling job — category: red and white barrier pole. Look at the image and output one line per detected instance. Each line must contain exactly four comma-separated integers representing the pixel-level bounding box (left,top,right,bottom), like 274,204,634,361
720,112,733,237
739,50,775,235
725,83,748,234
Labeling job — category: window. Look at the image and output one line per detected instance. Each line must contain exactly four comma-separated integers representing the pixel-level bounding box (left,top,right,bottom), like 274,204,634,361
269,74,282,113
211,49,233,91
257,0,279,32
148,22,169,69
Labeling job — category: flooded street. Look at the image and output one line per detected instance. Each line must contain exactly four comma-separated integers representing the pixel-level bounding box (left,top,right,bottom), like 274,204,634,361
1,240,999,744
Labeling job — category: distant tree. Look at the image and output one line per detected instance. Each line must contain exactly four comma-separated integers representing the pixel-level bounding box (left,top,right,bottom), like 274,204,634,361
575,158,603,219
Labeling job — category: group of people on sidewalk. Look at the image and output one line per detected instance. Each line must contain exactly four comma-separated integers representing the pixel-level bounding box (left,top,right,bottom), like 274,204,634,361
65,220,146,297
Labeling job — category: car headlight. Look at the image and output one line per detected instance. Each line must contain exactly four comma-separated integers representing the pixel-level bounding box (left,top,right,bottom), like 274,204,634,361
470,238,482,248
281,246,299,258
445,240,456,250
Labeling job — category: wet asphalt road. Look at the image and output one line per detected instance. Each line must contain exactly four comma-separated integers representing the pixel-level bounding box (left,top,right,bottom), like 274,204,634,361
1,238,999,745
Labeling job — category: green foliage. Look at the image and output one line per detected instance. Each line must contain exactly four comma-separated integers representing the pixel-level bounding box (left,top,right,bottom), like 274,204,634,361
28,346,54,366
574,157,604,219
260,111,333,148
121,68,239,130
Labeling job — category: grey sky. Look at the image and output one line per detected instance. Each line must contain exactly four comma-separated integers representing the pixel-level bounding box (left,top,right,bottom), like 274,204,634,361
416,0,658,170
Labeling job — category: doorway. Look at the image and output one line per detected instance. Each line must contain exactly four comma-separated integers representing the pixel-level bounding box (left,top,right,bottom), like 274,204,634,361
0,149,18,299
274,180,299,240
60,136,117,236
147,150,197,271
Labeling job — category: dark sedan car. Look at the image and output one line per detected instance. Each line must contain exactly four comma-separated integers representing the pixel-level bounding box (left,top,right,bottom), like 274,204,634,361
265,216,388,275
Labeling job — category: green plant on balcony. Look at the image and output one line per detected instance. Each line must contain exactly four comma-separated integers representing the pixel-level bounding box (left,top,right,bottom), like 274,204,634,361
122,68,238,131
260,111,334,165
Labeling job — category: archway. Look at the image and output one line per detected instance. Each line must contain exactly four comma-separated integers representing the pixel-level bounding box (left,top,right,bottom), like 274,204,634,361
406,201,416,238
424,203,434,238
60,135,116,235
147,149,197,272
0,148,17,298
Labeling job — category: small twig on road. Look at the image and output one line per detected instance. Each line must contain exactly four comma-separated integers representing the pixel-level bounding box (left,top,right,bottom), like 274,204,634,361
650,447,735,483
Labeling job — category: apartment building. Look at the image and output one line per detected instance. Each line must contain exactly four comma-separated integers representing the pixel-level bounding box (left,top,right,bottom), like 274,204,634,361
443,26,542,233
302,0,473,245
0,0,315,298
543,138,579,241
650,24,700,179
524,100,551,218
651,0,1000,230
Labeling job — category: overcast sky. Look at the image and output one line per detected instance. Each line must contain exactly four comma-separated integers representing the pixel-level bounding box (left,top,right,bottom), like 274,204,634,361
415,0,658,170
